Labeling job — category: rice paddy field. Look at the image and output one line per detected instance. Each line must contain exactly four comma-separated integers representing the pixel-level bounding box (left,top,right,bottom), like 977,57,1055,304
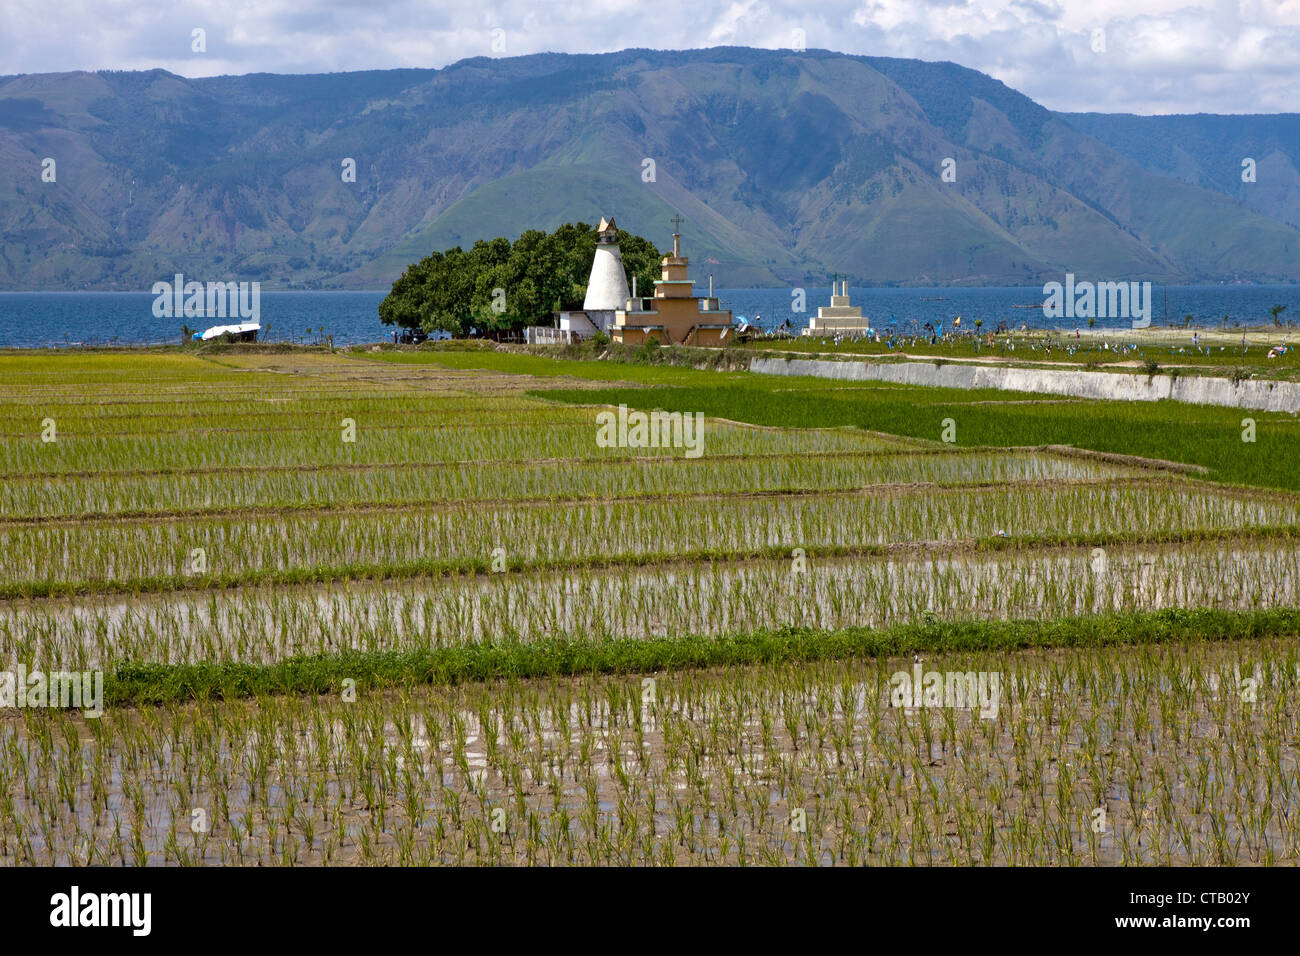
2,346,1298,866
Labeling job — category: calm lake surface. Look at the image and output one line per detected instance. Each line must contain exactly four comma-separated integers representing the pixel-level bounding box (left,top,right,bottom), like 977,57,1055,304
0,286,1295,348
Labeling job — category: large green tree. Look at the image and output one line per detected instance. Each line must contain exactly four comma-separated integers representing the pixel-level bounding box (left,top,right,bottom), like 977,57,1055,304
378,222,663,338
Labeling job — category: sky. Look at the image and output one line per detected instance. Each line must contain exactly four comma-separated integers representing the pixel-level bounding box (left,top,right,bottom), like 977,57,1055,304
3,0,1298,114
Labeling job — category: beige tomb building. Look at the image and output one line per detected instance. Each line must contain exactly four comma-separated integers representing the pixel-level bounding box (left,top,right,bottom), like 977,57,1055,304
611,216,732,347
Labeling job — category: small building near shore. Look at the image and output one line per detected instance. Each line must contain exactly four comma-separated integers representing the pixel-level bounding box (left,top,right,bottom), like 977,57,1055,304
198,321,259,342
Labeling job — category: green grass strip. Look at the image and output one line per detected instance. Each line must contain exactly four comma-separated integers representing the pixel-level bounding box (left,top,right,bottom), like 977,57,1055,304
104,606,1300,708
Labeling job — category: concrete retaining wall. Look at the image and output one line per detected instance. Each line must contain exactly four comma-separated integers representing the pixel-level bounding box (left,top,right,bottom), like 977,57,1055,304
749,356,1300,414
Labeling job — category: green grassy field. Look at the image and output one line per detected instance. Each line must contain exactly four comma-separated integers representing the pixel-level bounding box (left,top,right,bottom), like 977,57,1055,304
357,344,1300,490
2,345,1298,865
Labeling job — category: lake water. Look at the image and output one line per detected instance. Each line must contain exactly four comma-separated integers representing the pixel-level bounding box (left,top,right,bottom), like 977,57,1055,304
0,285,1294,348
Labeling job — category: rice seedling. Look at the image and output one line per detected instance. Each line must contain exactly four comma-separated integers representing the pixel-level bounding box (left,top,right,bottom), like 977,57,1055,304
5,478,1294,594
0,640,1292,865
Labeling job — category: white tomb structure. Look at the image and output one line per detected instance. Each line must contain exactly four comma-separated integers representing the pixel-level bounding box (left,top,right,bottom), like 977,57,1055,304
531,217,630,343
804,280,872,336
582,217,630,330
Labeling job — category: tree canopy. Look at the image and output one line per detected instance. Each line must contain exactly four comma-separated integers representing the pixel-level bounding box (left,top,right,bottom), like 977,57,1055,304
378,222,662,337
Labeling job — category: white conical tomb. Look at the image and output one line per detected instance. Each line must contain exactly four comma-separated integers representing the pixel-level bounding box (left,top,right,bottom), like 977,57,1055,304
584,219,630,311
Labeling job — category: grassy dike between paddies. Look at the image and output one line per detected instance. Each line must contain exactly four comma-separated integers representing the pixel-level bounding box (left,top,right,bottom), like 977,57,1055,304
101,607,1300,707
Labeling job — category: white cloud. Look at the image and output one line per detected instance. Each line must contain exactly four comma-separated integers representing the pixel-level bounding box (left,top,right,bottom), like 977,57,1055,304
2,0,1297,113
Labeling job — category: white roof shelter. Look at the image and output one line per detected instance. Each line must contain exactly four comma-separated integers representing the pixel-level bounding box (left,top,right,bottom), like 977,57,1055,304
199,321,260,340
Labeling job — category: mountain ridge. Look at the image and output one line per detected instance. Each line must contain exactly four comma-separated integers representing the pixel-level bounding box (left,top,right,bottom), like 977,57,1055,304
0,47,1296,290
